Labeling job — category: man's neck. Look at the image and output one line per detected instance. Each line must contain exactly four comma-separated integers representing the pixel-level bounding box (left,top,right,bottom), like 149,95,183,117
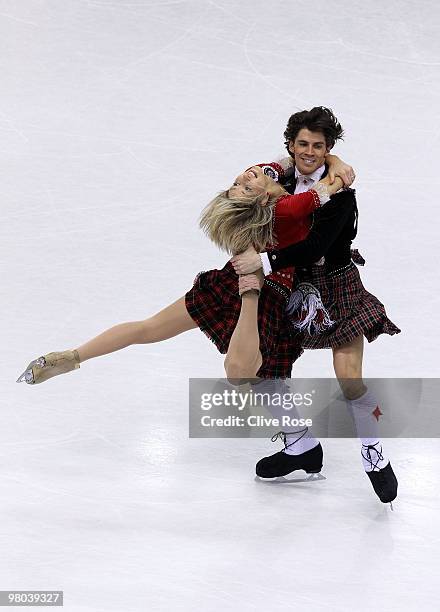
295,164,326,183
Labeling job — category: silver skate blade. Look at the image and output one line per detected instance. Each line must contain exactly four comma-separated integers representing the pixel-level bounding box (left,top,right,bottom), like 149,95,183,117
389,501,394,511
16,357,44,384
16,366,35,384
256,473,326,484
16,370,29,383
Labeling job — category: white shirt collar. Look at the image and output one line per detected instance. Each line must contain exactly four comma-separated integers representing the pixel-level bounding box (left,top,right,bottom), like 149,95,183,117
295,164,326,184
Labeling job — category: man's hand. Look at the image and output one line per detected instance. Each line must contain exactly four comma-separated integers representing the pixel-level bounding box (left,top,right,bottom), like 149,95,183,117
231,245,262,275
325,153,356,187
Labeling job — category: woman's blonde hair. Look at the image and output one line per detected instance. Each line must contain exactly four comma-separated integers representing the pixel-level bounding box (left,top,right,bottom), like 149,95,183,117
199,190,279,255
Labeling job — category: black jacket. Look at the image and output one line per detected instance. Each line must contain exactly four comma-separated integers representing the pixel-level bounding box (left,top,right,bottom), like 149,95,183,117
267,170,358,272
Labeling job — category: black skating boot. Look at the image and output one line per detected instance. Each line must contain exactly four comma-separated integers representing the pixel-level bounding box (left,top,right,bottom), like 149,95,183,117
362,442,398,506
256,431,323,478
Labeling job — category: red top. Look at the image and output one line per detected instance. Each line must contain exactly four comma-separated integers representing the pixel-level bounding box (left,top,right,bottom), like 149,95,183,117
267,190,320,290
273,191,319,248
254,161,319,290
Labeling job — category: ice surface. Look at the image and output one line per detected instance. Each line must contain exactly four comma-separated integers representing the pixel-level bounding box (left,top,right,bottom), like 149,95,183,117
3,1,440,610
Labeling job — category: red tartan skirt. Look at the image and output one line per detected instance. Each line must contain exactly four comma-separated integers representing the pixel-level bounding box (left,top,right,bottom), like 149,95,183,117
185,261,303,378
292,254,401,349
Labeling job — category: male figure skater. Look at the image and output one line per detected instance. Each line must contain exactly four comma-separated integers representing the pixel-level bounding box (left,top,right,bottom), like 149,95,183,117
232,107,399,505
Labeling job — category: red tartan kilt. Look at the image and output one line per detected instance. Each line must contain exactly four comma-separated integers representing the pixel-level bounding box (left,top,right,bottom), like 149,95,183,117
294,262,401,349
185,261,303,378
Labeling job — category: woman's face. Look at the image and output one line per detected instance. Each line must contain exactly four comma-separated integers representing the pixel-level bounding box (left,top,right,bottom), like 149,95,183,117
228,165,273,199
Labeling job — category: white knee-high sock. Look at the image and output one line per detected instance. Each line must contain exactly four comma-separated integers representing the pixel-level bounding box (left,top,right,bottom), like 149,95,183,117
283,427,319,456
252,379,319,456
347,389,389,471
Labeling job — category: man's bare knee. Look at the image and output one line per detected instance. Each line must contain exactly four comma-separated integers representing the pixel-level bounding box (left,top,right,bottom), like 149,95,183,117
338,377,366,400
334,353,364,399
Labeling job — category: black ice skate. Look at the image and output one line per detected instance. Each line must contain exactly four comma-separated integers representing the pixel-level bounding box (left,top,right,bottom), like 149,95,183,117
362,442,398,508
256,430,323,479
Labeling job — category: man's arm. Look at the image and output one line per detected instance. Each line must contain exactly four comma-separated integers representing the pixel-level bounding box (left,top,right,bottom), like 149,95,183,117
231,190,356,275
267,191,355,271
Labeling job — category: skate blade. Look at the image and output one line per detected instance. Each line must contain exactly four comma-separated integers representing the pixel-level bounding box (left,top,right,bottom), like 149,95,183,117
256,472,326,484
16,356,48,384
16,371,27,383
16,358,41,383
16,368,34,384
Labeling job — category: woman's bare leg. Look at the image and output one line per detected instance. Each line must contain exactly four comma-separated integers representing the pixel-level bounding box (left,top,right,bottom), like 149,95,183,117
74,296,197,362
224,275,263,381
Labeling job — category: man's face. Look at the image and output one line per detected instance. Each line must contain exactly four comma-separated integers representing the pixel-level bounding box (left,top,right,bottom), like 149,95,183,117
288,128,330,175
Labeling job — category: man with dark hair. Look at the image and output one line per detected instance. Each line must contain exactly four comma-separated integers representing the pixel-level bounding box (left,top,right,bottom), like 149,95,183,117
284,105,344,150
282,105,345,181
231,106,400,506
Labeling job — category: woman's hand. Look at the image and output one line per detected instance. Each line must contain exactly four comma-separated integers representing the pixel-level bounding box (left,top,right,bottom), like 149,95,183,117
325,153,355,186
231,245,262,275
238,272,264,296
318,175,344,197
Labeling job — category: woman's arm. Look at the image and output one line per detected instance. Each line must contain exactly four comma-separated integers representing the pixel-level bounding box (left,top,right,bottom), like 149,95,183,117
255,156,354,187
231,190,355,274
325,153,355,186
275,175,343,221
275,190,321,221
266,192,355,270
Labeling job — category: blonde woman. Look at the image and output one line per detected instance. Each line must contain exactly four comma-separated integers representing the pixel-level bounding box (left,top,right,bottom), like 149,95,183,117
17,160,346,386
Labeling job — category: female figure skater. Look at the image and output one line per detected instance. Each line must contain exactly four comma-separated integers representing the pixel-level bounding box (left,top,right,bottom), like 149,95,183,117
16,158,346,387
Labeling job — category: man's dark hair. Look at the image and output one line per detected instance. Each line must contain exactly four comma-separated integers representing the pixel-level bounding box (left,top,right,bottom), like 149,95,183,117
284,106,344,152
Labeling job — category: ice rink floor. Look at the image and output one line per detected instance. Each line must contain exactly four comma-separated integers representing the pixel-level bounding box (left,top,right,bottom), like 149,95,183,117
3,1,440,610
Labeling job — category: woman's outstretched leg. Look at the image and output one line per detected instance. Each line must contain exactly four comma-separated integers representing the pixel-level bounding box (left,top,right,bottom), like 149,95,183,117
224,272,264,382
76,296,196,362
18,296,197,384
